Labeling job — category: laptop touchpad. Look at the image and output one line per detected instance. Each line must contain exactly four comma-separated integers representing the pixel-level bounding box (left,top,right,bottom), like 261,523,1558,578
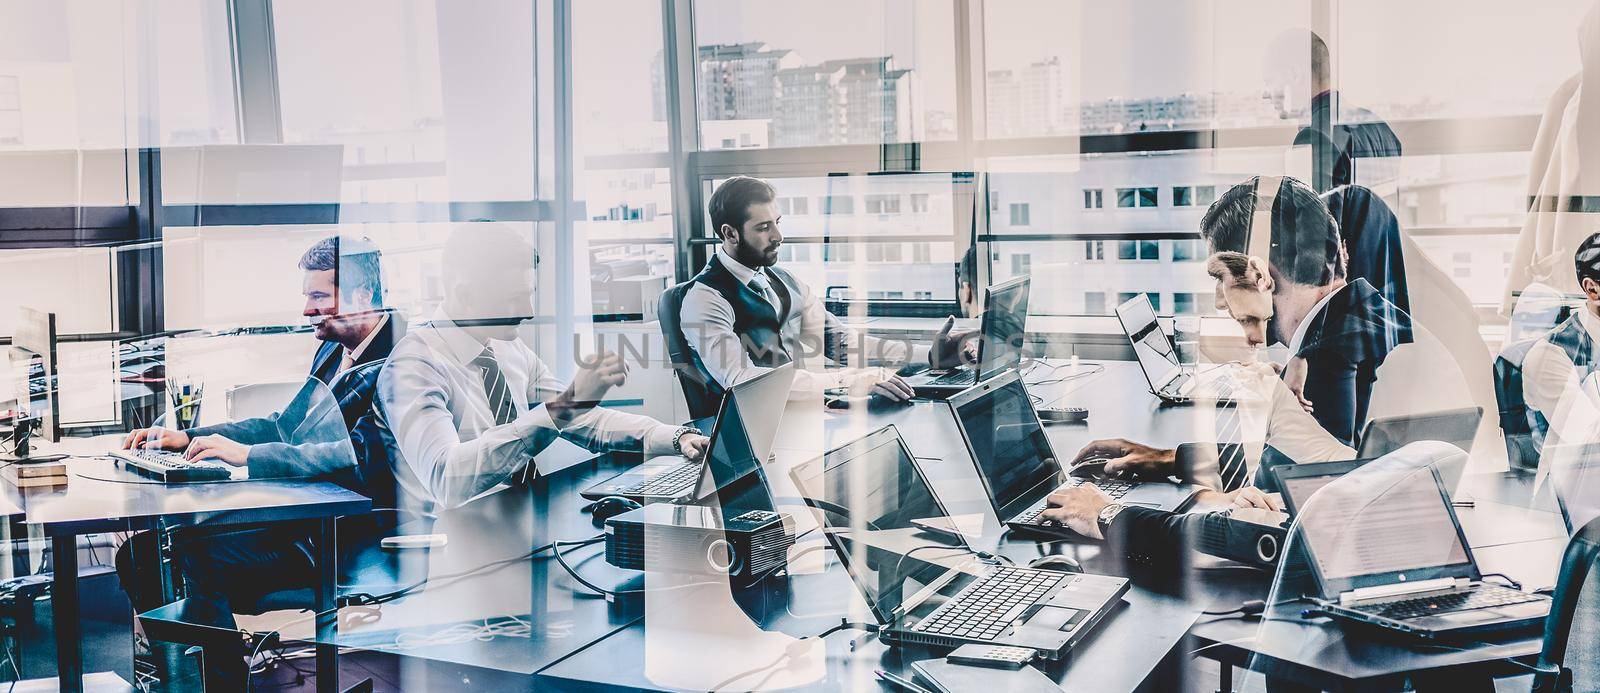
1027,605,1088,633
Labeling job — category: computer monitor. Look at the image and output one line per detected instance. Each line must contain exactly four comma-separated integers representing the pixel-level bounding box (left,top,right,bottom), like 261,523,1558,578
976,276,1031,382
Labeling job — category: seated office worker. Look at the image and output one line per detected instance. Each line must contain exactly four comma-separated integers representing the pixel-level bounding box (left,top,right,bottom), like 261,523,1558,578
1520,232,1600,447
378,224,709,511
113,236,406,678
676,176,975,408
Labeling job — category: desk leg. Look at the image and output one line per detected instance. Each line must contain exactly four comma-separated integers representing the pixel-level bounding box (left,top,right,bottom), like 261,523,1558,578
315,517,338,693
52,534,82,693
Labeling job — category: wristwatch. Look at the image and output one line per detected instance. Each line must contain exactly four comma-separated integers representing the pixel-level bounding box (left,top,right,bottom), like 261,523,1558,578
671,426,703,455
1097,502,1127,533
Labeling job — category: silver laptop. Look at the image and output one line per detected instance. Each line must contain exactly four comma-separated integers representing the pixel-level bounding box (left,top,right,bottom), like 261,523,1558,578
947,371,1198,540
1114,293,1244,405
1278,461,1548,640
907,276,1031,399
791,425,1129,659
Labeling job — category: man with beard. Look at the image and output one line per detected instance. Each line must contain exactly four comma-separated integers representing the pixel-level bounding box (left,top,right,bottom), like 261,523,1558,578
674,176,974,412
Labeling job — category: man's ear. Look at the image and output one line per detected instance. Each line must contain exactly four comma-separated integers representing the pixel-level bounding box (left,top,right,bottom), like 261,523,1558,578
1246,256,1274,293
1584,277,1600,300
718,223,738,244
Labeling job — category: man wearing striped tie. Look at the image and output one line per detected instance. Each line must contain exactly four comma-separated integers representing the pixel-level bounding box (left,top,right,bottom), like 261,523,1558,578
379,224,710,512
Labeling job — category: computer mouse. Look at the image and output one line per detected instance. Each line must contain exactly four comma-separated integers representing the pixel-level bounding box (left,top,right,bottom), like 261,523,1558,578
1069,458,1109,478
867,393,913,411
585,496,642,526
1028,555,1082,573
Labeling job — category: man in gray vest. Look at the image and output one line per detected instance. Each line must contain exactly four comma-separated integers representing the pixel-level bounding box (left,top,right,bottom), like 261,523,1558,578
678,176,974,404
1522,231,1600,444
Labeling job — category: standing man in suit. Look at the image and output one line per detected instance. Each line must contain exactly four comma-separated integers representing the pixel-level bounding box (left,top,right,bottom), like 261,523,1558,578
675,176,974,410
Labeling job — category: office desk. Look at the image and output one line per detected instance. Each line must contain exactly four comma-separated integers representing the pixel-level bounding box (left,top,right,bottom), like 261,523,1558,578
16,437,370,693
1185,470,1568,691
538,361,1210,692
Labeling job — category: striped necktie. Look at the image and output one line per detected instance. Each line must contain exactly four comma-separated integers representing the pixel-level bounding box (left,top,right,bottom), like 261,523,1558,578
471,346,517,427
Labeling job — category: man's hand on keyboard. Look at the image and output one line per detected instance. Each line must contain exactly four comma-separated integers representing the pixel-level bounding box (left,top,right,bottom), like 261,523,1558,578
1040,483,1113,540
1073,438,1175,479
184,435,250,466
1195,486,1283,511
677,432,710,460
123,426,189,452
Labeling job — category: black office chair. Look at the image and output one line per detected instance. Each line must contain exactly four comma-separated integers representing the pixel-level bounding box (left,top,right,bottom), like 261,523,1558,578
1533,515,1600,692
658,279,723,420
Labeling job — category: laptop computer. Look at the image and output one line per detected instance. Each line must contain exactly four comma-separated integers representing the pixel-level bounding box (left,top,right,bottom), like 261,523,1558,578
790,425,1129,659
907,276,1031,399
1276,460,1549,640
1114,293,1245,405
1357,407,1483,459
946,371,1198,539
580,364,794,502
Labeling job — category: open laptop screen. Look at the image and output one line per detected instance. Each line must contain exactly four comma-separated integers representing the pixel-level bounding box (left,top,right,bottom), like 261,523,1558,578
1115,294,1179,391
977,277,1031,382
695,364,795,499
954,376,1060,516
1284,464,1473,592
791,426,967,623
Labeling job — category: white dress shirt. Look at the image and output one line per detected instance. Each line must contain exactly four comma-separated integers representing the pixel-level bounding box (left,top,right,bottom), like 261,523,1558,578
379,310,683,509
1522,308,1600,446
1286,285,1343,357
337,312,390,376
679,247,930,396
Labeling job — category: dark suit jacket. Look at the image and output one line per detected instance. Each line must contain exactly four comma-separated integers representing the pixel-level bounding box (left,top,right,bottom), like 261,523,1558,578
187,314,404,511
1294,91,1402,189
1295,279,1413,447
1323,185,1410,315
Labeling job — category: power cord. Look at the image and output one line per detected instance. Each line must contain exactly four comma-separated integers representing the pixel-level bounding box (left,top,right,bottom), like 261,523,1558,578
889,545,1011,589
1481,573,1525,591
706,618,878,692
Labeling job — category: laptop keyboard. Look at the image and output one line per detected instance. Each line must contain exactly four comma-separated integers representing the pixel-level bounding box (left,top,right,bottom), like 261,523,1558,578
925,369,976,388
1011,478,1135,525
617,461,699,496
914,567,1063,640
1369,584,1541,621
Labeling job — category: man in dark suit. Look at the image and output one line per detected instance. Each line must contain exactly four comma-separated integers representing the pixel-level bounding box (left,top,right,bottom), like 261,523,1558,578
113,236,403,679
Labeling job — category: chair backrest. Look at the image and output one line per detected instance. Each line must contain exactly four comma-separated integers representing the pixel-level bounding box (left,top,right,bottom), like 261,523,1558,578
1538,515,1600,692
1494,343,1542,472
658,280,722,420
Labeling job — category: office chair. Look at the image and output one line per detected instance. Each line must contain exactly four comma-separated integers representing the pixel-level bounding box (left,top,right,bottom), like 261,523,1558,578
658,280,723,420
1534,515,1600,692
1494,284,1573,473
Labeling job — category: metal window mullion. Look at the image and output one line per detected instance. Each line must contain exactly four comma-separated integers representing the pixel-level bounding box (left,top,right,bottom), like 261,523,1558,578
226,0,283,144
662,0,702,281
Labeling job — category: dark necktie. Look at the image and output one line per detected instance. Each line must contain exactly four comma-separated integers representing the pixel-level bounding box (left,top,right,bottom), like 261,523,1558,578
472,346,517,426
472,346,536,485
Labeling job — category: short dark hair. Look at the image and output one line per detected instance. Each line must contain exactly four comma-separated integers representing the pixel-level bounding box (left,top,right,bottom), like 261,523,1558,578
707,176,776,237
1206,251,1258,290
1200,175,1345,287
299,236,385,308
956,245,977,290
1576,232,1600,286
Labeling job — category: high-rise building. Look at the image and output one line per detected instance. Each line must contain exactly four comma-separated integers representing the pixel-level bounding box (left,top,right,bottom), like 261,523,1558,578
774,57,911,147
651,42,802,122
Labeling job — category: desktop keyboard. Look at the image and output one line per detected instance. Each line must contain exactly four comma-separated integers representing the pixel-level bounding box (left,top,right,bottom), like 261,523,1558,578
914,567,1063,640
1369,585,1541,621
111,449,233,482
1012,479,1135,525
617,461,700,496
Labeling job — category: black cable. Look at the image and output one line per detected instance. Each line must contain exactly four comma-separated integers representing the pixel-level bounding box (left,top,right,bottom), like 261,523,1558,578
705,619,877,692
550,537,633,597
1481,573,1524,591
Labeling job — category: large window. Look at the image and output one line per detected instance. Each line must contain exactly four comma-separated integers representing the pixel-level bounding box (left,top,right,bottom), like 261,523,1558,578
690,0,956,150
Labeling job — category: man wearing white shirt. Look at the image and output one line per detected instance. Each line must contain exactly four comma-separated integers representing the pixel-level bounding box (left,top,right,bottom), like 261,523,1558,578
1521,232,1600,447
379,224,709,511
675,176,974,414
